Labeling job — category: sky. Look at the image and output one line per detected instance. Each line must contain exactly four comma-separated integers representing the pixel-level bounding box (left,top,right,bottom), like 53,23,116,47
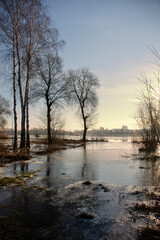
1,0,160,131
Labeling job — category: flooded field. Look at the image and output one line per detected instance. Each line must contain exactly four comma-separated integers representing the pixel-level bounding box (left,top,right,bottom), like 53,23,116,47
0,137,160,239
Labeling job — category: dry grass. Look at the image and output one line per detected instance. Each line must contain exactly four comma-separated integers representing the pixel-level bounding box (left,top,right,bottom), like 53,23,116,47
0,171,37,187
138,227,160,240
0,132,8,139
133,202,160,215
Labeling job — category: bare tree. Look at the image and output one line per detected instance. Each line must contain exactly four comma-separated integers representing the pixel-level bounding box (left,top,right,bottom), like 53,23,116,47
135,72,160,150
0,0,64,148
20,0,65,147
66,68,99,142
15,0,48,147
0,0,24,148
51,109,65,141
31,53,66,144
20,0,54,147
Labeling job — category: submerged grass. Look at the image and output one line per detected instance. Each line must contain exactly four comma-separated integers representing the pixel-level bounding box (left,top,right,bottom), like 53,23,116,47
0,171,37,187
0,177,19,186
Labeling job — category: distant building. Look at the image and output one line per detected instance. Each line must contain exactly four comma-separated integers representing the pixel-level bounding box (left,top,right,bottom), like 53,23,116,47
122,125,128,131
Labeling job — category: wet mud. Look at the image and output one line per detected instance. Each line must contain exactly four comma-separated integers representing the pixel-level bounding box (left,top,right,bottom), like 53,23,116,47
0,181,159,240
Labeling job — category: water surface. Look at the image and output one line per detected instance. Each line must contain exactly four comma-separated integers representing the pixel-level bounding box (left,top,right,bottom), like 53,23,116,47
1,137,160,187
0,137,160,240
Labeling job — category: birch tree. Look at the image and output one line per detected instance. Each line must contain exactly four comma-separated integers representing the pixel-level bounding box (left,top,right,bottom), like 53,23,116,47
0,0,63,148
0,0,24,148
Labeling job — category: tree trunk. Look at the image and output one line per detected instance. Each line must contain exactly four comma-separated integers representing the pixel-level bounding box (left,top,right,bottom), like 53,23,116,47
13,35,17,149
26,99,30,147
26,62,30,147
20,106,25,148
83,118,87,142
16,31,25,148
81,106,87,142
47,104,51,144
13,65,18,148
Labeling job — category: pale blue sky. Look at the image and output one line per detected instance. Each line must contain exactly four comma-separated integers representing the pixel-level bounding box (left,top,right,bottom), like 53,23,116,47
45,0,160,130
1,0,160,130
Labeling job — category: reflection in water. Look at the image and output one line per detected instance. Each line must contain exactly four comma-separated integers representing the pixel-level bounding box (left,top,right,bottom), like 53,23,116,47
13,163,16,174
13,162,29,174
81,145,87,178
38,142,160,187
1,140,160,187
0,139,160,240
45,155,52,189
46,155,50,177
138,152,160,186
153,160,160,184
21,162,29,172
81,145,96,180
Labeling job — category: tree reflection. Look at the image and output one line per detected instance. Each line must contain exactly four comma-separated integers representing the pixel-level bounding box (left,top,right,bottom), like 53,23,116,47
81,144,87,177
46,155,51,177
20,162,28,173
13,162,29,174
138,152,160,186
81,144,96,180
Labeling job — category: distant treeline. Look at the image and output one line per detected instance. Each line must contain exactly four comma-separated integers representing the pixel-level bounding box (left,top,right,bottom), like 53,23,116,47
65,129,134,137
5,128,134,137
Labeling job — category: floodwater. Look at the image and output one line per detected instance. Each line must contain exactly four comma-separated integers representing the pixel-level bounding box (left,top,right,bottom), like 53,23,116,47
0,137,160,240
1,137,160,187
